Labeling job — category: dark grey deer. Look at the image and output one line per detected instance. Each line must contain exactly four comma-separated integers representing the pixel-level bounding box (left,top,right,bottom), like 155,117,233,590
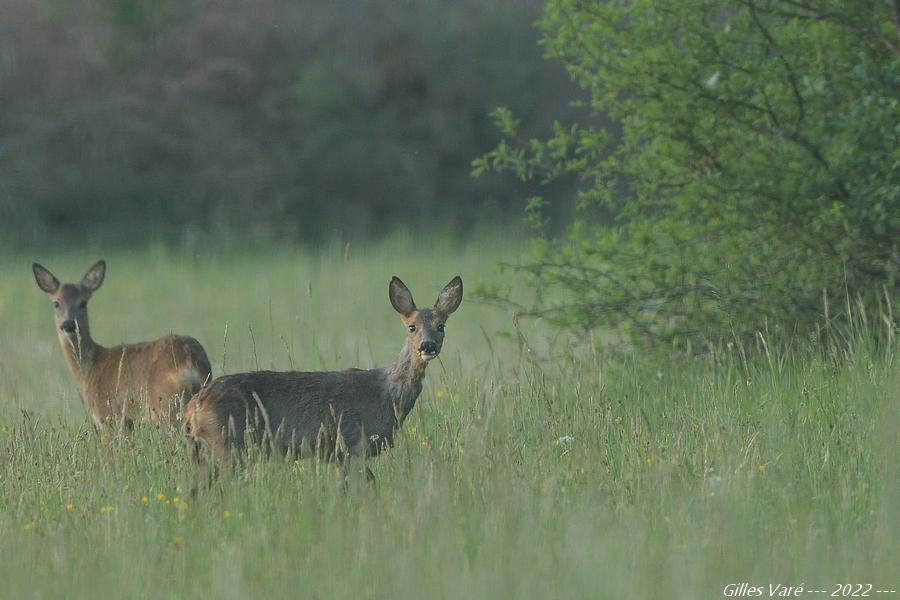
185,275,462,464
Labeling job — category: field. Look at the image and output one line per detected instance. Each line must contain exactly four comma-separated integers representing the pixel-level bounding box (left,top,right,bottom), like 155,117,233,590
0,238,897,599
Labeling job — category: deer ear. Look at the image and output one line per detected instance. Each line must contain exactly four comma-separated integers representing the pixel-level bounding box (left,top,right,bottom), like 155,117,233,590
81,260,106,293
389,276,416,316
33,263,60,294
434,275,463,316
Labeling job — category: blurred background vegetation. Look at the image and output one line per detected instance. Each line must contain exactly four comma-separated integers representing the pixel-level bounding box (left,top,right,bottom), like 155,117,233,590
0,0,577,245
2,0,897,350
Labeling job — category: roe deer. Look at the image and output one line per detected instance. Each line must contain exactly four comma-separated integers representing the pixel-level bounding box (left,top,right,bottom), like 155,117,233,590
32,260,212,428
185,275,462,463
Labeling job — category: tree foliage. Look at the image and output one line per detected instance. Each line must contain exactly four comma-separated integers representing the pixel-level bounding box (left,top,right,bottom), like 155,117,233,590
0,0,572,244
475,0,900,349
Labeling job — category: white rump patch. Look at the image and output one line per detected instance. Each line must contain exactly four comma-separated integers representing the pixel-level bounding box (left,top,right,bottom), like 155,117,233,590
176,368,202,388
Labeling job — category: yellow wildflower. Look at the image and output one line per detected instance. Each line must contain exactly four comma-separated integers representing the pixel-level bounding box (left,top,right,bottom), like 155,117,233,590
100,506,115,514
156,493,166,502
222,511,231,520
65,503,75,511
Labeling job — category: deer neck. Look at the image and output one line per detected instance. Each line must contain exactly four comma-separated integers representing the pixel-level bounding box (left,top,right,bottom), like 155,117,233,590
384,342,429,425
57,328,101,387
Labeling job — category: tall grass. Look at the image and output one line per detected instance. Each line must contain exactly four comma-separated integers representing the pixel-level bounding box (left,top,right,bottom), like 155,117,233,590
0,239,896,598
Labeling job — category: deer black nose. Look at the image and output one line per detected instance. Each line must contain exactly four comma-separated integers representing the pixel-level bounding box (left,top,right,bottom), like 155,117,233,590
59,320,76,333
419,341,437,355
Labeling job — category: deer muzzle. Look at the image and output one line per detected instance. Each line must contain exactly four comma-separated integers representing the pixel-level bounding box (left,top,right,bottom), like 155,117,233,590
419,340,438,361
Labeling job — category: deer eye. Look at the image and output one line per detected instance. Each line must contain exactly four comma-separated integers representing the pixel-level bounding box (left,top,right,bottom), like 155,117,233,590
408,324,417,333
78,301,87,309
52,301,60,309
437,323,445,333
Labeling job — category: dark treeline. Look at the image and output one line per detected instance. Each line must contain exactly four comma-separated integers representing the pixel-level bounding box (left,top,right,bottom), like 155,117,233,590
0,0,575,245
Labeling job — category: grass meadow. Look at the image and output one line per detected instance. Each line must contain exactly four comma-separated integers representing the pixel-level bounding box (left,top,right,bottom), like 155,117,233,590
0,237,897,599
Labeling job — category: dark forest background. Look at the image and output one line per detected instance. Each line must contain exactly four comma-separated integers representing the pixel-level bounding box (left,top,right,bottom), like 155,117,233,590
4,0,896,347
0,0,576,245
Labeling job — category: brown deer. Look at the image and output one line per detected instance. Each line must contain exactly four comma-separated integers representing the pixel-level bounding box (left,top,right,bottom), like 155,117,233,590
32,260,212,429
185,275,462,464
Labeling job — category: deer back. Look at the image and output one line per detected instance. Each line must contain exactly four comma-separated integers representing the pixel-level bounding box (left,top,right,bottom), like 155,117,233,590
189,367,399,458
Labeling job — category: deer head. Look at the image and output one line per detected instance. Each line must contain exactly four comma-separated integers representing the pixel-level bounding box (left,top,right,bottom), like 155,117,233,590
389,275,463,362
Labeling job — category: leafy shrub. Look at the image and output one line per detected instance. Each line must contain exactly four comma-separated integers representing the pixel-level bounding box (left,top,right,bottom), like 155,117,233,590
475,0,900,350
